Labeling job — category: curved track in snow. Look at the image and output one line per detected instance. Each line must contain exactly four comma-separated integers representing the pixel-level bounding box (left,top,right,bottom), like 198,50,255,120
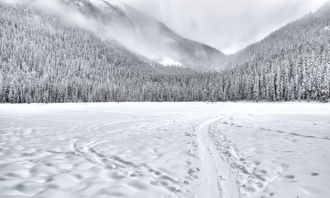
197,118,240,198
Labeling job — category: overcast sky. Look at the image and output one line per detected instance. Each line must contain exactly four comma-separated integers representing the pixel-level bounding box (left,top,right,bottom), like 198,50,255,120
125,0,327,54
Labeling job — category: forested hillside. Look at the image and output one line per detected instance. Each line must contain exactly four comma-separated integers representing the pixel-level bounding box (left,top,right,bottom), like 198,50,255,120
0,3,218,103
221,2,330,101
0,1,329,103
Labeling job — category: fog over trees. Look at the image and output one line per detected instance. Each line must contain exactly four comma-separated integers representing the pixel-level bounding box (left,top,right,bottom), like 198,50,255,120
0,2,329,103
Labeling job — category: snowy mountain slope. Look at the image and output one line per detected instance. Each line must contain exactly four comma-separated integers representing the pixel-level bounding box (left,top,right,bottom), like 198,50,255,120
315,0,330,17
62,0,226,70
0,0,328,103
215,1,330,101
223,1,330,69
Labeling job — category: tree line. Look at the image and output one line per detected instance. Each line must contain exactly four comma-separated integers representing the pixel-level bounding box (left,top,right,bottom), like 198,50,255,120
0,3,329,103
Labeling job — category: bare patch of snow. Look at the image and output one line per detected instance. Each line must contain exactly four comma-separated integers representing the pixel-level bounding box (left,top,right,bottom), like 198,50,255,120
159,58,182,67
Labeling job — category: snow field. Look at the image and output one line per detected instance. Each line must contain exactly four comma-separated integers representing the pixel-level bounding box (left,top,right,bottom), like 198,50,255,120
0,102,329,198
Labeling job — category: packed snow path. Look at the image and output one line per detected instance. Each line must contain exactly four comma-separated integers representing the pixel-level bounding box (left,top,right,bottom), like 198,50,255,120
197,118,240,198
0,103,330,198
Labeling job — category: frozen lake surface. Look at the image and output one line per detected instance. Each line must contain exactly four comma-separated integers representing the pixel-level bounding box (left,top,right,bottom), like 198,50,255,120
0,103,329,198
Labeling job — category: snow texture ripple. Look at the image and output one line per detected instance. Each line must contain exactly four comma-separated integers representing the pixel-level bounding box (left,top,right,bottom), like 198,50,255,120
0,103,329,198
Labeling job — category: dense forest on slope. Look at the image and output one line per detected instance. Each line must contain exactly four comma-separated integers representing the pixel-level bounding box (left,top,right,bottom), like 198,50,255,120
222,2,330,101
0,2,329,103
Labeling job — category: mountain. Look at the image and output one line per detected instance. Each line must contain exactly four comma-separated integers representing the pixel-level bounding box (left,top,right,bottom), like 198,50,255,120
62,0,225,70
223,1,330,69
218,1,330,101
0,0,328,103
315,0,330,17
0,1,223,103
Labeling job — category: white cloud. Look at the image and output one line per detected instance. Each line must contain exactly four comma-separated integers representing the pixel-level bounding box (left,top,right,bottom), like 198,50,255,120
125,0,327,54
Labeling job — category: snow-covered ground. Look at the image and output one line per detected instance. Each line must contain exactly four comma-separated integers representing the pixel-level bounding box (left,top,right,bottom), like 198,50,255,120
0,103,329,198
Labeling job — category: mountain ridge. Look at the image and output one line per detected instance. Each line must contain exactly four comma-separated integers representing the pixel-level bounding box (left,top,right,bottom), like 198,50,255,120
62,0,226,70
221,0,330,69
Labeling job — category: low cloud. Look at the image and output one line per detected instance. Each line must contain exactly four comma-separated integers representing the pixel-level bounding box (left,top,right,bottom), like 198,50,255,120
2,0,327,56
1,0,175,61
126,0,327,54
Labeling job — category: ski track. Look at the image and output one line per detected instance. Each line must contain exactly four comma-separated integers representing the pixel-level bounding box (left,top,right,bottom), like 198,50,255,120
197,117,240,198
0,103,330,198
209,119,289,198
